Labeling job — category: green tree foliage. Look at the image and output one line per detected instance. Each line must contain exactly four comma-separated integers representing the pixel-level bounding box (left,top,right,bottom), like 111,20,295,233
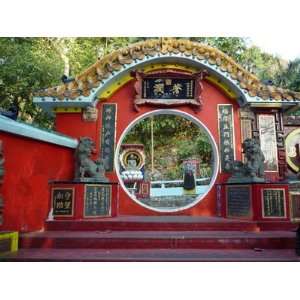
189,37,248,64
122,115,213,180
274,58,300,91
0,37,63,126
240,46,284,81
0,37,299,129
0,37,135,128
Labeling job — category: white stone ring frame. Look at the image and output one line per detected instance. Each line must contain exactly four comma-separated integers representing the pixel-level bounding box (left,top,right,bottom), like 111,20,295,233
114,109,220,213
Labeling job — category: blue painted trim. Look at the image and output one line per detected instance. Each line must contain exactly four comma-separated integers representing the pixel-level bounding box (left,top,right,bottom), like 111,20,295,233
33,53,298,111
0,115,78,148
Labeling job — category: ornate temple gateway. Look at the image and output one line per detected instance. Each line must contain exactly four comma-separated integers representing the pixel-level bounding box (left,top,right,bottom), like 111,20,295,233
1,38,300,260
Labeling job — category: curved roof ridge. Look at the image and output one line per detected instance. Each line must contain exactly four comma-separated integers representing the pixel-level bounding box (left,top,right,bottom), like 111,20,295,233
35,38,300,102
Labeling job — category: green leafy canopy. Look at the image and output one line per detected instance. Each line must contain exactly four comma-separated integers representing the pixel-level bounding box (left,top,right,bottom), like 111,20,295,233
0,37,299,128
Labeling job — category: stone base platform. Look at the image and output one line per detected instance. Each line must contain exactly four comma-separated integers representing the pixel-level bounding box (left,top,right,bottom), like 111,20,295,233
45,216,260,231
2,248,299,262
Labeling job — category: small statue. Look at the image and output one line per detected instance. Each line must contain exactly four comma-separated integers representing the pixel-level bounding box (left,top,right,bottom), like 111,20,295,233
228,138,265,183
183,162,196,194
121,153,144,181
74,137,108,182
127,154,138,170
82,105,98,122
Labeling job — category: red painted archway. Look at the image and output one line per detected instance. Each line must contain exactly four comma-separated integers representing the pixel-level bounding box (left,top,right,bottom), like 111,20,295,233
55,72,242,217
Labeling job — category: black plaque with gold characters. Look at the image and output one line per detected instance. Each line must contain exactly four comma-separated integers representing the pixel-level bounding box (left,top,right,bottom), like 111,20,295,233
262,189,285,218
100,103,116,172
131,70,208,112
84,184,111,217
52,188,74,217
143,78,195,100
218,105,235,172
290,193,300,221
227,185,251,218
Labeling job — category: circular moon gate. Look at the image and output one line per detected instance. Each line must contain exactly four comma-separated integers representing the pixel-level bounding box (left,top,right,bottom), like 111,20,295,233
115,109,220,213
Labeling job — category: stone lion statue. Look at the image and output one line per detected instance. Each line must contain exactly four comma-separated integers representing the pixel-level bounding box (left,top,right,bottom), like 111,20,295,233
242,138,265,178
74,137,108,182
228,138,265,183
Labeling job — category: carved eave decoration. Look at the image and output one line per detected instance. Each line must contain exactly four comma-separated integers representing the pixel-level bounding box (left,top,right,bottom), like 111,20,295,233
130,69,208,112
33,38,300,111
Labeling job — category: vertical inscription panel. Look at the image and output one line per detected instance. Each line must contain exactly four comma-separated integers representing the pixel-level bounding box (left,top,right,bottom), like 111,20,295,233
262,189,286,218
241,119,252,142
52,188,74,217
216,184,222,217
84,184,111,217
290,192,300,221
218,105,235,172
241,119,252,162
100,104,117,172
258,114,278,172
227,185,251,218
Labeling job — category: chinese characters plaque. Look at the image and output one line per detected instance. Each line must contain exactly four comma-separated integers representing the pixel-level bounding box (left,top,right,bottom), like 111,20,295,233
262,189,285,218
218,104,235,172
52,188,74,217
84,184,111,217
142,78,194,99
258,114,278,172
100,104,116,172
131,70,207,112
227,185,251,218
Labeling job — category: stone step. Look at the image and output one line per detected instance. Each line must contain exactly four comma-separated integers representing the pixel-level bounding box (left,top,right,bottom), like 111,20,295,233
45,216,260,232
2,248,299,262
19,230,296,250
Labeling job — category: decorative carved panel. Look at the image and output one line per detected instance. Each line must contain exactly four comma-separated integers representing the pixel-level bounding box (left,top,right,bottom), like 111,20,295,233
254,109,286,179
82,105,98,122
131,69,208,112
285,128,300,173
239,107,255,162
258,114,278,172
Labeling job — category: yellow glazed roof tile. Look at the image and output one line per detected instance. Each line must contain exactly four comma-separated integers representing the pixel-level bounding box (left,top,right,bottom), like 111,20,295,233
34,38,300,102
